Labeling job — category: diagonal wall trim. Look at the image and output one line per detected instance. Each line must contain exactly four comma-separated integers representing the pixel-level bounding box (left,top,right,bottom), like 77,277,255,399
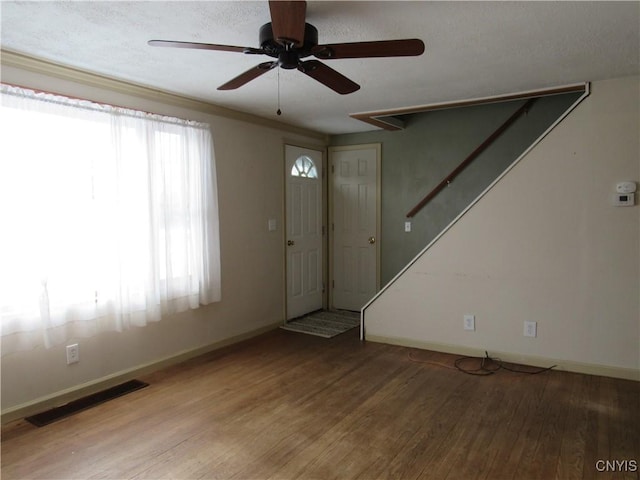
0,49,327,141
350,83,587,131
360,82,590,340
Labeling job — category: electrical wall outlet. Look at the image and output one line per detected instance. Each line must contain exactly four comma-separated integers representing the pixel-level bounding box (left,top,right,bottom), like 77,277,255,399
524,321,537,338
463,314,475,331
66,344,79,364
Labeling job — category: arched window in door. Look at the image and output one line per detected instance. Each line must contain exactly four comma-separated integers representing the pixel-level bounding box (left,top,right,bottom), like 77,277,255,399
291,155,318,178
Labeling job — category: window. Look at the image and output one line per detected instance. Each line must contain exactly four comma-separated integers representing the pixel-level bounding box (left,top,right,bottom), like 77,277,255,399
291,155,318,178
0,84,221,353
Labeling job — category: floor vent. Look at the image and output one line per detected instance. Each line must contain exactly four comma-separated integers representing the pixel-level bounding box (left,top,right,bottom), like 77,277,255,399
25,379,149,427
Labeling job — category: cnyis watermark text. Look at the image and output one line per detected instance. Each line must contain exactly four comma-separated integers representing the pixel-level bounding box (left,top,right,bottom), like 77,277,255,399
595,459,638,473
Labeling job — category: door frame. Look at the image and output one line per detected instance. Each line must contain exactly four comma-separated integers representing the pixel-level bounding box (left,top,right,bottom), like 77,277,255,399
283,142,328,322
328,143,382,312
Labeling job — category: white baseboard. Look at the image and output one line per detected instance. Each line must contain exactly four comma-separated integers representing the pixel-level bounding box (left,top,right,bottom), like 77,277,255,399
1,322,281,425
366,334,640,382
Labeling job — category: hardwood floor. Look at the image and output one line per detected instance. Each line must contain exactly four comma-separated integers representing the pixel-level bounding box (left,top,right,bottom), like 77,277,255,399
2,328,639,479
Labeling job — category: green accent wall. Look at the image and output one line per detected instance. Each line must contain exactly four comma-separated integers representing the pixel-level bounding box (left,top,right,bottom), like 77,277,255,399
330,92,583,285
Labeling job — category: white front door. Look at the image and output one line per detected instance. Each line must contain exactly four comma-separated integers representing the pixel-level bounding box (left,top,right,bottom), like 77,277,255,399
330,144,380,311
285,145,324,320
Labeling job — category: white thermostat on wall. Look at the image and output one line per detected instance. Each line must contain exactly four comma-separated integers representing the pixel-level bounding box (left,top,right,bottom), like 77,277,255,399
613,192,635,206
612,182,637,206
616,181,637,194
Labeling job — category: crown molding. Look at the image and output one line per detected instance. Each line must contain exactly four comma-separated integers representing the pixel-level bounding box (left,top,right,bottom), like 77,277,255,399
0,49,327,141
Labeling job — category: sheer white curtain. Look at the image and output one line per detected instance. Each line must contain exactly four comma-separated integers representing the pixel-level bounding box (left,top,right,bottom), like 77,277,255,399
0,84,221,354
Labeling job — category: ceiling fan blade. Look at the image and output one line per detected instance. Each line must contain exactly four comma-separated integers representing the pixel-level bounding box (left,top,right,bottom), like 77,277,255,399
312,39,425,59
298,60,360,95
218,62,277,90
268,0,307,47
148,40,262,54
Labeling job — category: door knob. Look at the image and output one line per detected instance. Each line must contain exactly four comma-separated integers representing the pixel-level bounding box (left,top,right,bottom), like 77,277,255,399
368,236,376,245
287,240,295,246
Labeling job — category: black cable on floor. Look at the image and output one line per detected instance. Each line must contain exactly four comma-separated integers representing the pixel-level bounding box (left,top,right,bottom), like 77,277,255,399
454,351,556,376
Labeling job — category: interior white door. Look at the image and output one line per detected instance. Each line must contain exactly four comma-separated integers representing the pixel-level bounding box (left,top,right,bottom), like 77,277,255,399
285,145,323,320
330,144,379,311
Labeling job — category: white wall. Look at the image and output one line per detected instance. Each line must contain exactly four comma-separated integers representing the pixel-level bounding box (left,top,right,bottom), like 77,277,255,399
364,76,640,379
0,63,326,414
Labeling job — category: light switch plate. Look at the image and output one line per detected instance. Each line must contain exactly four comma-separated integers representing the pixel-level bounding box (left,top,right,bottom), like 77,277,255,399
464,314,475,331
524,321,537,337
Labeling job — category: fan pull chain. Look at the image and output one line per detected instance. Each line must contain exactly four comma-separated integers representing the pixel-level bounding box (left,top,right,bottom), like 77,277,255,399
276,68,282,116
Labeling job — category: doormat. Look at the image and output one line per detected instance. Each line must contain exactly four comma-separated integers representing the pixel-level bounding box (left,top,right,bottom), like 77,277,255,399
25,379,149,427
281,310,360,338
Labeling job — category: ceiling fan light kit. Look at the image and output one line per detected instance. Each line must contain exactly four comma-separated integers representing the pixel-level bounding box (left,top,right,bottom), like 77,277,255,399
149,0,425,95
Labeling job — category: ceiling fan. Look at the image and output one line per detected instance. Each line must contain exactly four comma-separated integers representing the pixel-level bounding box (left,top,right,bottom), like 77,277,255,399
149,0,425,95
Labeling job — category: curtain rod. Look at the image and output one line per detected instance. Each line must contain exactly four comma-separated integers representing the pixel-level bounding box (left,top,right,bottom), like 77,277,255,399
0,81,210,129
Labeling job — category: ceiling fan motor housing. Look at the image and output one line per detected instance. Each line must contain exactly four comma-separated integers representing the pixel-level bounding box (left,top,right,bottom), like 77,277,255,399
259,22,318,68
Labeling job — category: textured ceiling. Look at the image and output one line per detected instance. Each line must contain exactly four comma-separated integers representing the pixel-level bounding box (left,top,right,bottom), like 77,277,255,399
1,1,638,134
